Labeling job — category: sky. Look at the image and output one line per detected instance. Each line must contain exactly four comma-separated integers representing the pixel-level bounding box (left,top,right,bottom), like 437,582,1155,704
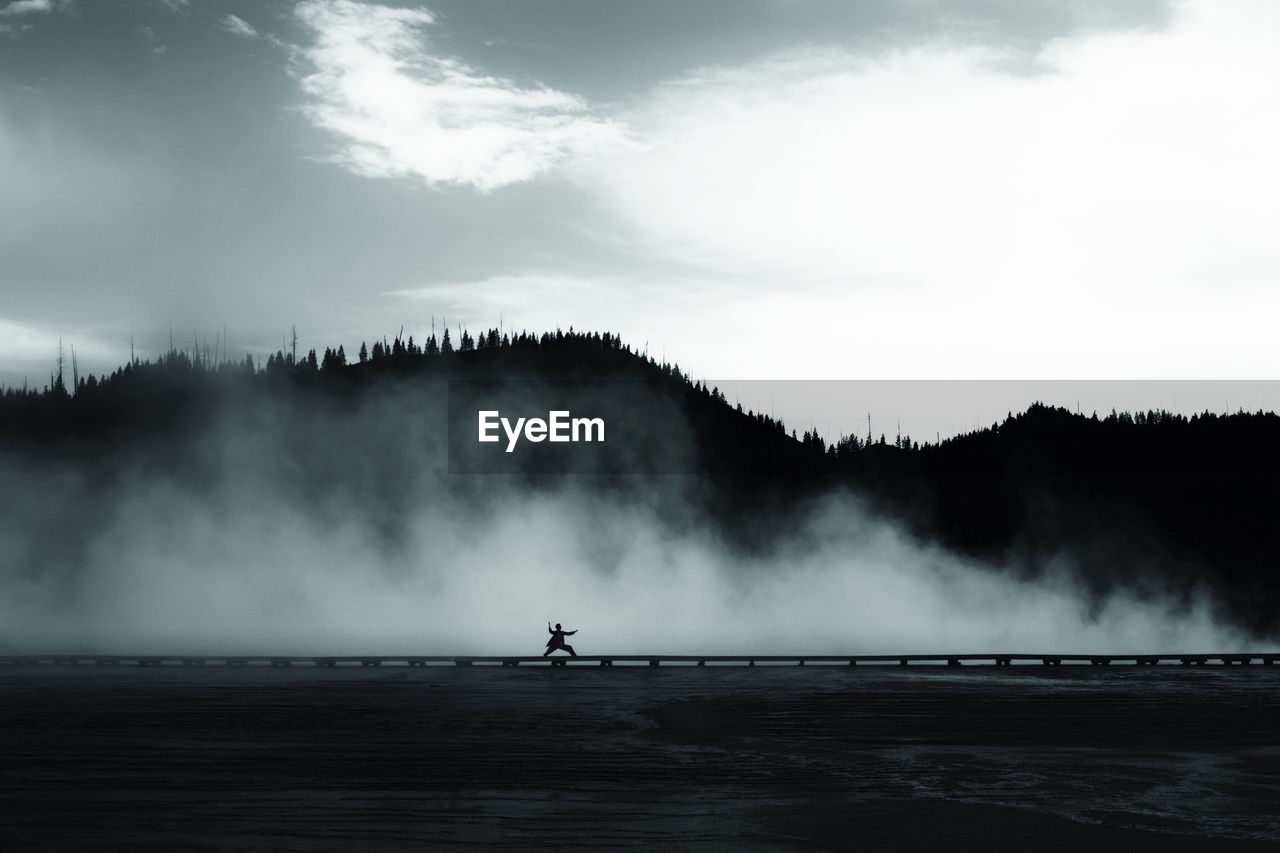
4,0,1280,414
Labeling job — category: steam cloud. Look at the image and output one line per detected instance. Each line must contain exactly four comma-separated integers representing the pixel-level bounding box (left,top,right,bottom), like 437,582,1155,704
0,379,1259,656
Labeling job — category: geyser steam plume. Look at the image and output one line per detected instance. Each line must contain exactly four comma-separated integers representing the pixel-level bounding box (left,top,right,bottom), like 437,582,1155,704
0,369,1257,656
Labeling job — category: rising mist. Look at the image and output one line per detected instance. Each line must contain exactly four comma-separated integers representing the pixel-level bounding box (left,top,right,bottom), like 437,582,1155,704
0,352,1261,656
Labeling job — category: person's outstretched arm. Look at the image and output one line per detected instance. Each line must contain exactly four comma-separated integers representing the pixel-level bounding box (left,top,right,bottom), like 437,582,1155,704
548,622,553,634
566,629,577,635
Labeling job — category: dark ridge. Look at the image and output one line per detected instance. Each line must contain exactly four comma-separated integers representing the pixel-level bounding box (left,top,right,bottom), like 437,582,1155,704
2,327,1279,635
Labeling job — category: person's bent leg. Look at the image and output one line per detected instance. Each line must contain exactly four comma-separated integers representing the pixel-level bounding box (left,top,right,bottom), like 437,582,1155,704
543,647,553,656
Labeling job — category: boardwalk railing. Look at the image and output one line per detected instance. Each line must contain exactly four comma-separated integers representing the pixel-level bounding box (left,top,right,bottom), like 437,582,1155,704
1,653,1277,668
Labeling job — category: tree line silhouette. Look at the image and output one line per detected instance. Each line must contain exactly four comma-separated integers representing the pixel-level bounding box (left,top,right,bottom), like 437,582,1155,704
6,326,1274,461
0,327,799,450
3,327,1280,634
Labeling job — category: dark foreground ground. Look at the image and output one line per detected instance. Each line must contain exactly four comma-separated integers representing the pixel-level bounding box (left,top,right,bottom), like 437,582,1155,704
1,665,1277,851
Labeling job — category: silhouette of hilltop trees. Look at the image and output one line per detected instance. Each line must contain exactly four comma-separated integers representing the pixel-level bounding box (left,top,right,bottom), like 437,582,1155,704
3,328,1280,633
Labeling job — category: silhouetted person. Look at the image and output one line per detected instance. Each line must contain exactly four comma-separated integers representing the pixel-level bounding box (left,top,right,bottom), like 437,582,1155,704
544,622,577,656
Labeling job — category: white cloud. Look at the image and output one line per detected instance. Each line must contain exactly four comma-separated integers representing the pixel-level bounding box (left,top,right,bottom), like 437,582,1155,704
0,0,49,16
492,0,1280,380
293,0,622,191
579,0,1280,299
296,0,1280,380
220,13,259,40
0,0,66,17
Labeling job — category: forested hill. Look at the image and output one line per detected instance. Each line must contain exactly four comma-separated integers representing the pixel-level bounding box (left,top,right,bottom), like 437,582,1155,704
0,328,794,446
0,329,815,488
845,403,1280,633
3,328,1279,633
